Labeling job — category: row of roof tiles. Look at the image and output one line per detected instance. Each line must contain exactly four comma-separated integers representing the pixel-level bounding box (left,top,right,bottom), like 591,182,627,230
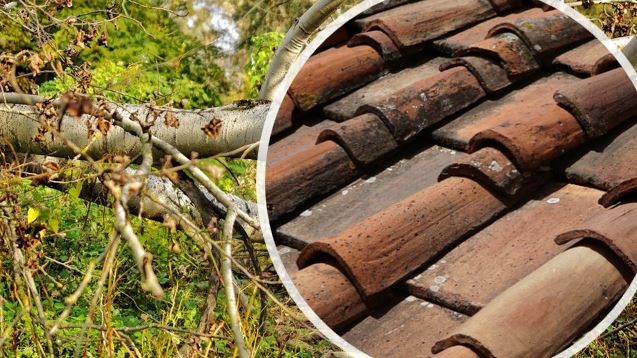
267,0,637,356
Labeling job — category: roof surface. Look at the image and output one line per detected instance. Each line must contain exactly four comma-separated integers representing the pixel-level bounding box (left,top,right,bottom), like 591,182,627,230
266,0,637,356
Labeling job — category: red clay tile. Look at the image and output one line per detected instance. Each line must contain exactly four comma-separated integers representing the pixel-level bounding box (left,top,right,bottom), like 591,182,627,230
432,244,629,357
341,296,467,357
355,0,497,49
553,39,619,76
266,140,357,221
358,66,486,143
434,346,480,358
554,68,637,138
459,32,540,78
438,147,538,196
439,56,511,94
297,177,510,300
316,113,398,166
318,26,349,50
432,72,579,150
268,120,338,166
288,45,384,111
276,145,467,248
488,11,593,65
487,0,523,13
556,203,637,273
359,0,413,17
467,103,587,170
348,30,401,62
291,263,367,330
433,8,548,55
601,178,637,207
565,121,637,191
272,94,295,136
406,182,606,315
323,57,446,121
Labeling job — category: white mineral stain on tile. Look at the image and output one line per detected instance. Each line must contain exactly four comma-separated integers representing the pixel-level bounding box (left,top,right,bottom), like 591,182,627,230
341,189,349,196
434,275,447,285
547,197,560,204
413,274,422,280
427,264,439,271
429,285,440,293
488,160,503,172
365,177,377,184
440,259,447,264
300,210,312,217
420,302,434,309
279,247,291,254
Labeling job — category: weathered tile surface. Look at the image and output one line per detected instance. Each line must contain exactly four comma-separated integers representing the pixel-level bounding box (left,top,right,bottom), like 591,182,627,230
297,177,510,300
433,245,628,357
406,182,607,314
288,45,384,111
554,68,637,138
556,203,637,273
342,296,467,357
433,8,547,55
268,120,338,166
565,120,637,191
433,72,579,150
276,145,467,248
553,39,618,76
355,0,496,49
323,57,447,121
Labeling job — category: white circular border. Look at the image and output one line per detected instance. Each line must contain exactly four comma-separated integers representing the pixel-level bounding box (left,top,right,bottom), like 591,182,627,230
255,1,637,357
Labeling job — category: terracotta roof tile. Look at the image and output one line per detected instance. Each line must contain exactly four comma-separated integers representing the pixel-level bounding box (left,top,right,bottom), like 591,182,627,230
359,66,486,142
432,72,579,150
439,56,511,94
271,94,295,136
266,1,636,353
291,263,367,330
268,120,338,166
459,32,540,77
565,120,637,191
266,140,357,221
438,147,538,196
323,57,446,121
556,203,637,273
276,145,466,248
601,178,637,207
553,39,619,76
297,177,512,301
433,8,548,55
466,101,586,170
288,45,385,111
355,0,497,49
405,182,606,315
341,297,467,357
554,68,637,138
316,113,398,166
432,244,629,358
348,30,401,62
487,11,593,65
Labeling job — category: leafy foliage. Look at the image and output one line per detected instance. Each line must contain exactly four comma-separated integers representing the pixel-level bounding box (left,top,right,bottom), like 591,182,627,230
244,32,284,98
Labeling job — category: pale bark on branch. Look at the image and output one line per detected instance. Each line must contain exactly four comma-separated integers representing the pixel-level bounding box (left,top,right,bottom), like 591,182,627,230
0,93,268,160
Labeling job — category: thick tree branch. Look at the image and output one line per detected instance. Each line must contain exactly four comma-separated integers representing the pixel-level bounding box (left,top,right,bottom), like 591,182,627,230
259,0,346,99
0,93,268,159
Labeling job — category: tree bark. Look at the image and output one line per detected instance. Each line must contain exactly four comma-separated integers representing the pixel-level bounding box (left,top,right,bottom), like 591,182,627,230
0,98,268,160
258,0,347,100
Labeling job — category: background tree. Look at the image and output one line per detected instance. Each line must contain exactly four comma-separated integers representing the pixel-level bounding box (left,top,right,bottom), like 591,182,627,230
0,0,345,356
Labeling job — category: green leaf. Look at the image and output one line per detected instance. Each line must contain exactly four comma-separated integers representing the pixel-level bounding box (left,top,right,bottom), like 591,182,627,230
68,181,83,199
